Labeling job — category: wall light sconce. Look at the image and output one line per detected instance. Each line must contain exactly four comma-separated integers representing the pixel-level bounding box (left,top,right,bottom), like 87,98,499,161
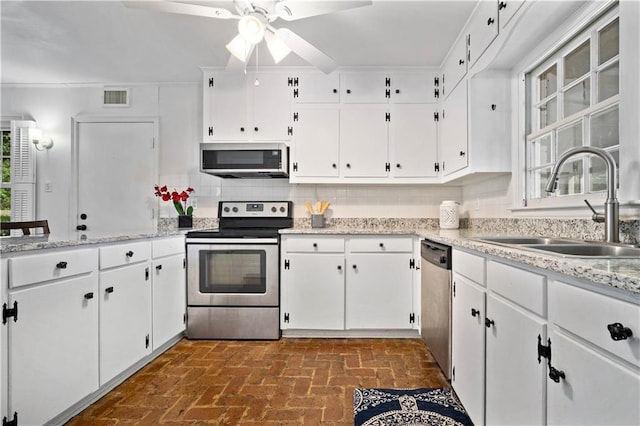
30,128,54,151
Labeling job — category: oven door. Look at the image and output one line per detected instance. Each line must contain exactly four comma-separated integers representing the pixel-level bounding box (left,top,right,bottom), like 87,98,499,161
186,239,279,307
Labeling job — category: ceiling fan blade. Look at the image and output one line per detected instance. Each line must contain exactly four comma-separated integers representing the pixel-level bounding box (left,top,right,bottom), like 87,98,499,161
273,27,337,74
226,54,248,72
122,1,238,20
275,0,372,21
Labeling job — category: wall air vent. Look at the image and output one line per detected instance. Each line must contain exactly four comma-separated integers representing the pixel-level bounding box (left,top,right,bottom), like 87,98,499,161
103,88,129,107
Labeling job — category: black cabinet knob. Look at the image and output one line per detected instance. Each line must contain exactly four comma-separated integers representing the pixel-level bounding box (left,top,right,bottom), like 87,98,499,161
460,151,466,157
396,164,401,168
126,251,134,258
499,1,507,10
332,163,337,169
346,89,351,94
240,127,245,132
346,163,351,168
56,261,68,269
549,366,566,383
337,265,342,270
313,243,318,248
156,265,163,271
395,89,400,94
379,243,384,248
80,213,87,220
84,292,94,300
105,286,114,294
76,224,87,231
254,127,259,132
487,17,495,25
471,308,480,317
485,318,495,328
459,59,465,65
352,265,357,269
491,104,497,111
333,89,337,93
607,322,633,341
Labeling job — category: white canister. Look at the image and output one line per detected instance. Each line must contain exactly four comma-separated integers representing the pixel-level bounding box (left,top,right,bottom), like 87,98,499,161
439,200,460,229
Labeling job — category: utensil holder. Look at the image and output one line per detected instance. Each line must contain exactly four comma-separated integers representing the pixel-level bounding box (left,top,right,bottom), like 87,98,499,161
311,214,325,228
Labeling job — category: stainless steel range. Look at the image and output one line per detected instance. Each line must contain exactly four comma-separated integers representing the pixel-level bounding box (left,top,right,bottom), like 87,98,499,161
185,201,292,340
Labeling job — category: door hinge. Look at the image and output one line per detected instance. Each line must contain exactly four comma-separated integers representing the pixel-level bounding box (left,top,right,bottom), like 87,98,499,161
183,258,186,269
145,267,150,281
292,163,298,172
434,88,439,99
284,259,290,270
2,301,18,325
385,77,391,87
434,76,440,87
208,77,214,87
293,88,299,98
434,162,440,172
208,126,213,136
293,112,299,122
145,334,150,349
287,126,293,136
385,112,391,122
442,161,446,172
385,162,391,172
287,77,299,87
183,313,187,324
284,313,290,323
409,313,415,324
453,281,456,297
433,112,439,122
385,89,391,99
452,366,455,381
409,258,416,269
2,412,18,426
537,334,551,364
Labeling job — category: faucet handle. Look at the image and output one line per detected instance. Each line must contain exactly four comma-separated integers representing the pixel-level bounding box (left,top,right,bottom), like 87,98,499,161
584,199,605,223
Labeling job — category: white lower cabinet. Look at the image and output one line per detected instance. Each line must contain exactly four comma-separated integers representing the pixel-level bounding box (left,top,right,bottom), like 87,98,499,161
6,249,99,426
281,235,417,333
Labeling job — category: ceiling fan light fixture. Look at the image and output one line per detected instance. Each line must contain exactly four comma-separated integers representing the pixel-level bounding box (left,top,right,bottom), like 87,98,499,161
238,13,266,44
265,31,291,63
226,34,253,62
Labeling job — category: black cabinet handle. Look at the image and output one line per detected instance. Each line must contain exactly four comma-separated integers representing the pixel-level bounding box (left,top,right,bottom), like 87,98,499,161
126,251,134,258
337,265,342,270
346,163,351,168
491,104,497,111
395,89,400,94
499,1,507,10
487,17,495,25
379,243,384,248
56,261,68,269
332,163,337,169
240,127,245,132
549,366,566,383
156,264,163,271
460,151,466,157
485,318,495,328
84,292,94,300
352,265,357,269
459,59,465,65
313,243,318,248
254,127,259,132
76,224,87,231
333,88,337,93
396,163,401,168
607,322,633,341
471,308,480,317
105,286,114,294
346,89,351,94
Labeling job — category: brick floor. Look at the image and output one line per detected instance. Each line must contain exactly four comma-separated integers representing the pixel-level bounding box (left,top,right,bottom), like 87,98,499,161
67,338,448,425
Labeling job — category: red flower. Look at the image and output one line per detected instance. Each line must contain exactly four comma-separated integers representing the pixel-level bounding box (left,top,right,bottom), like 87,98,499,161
154,184,195,216
161,193,171,201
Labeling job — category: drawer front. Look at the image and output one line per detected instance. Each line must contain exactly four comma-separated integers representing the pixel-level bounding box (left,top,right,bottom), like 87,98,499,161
453,249,486,286
487,261,546,316
9,248,98,288
550,281,640,366
348,237,413,253
285,236,344,253
100,241,151,270
152,236,185,259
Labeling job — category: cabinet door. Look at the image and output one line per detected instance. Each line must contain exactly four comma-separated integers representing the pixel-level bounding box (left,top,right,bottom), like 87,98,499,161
293,72,340,103
391,71,439,104
282,253,345,330
440,80,468,175
251,72,292,140
203,72,250,140
8,276,99,426
390,104,438,178
547,329,640,426
340,106,389,177
291,105,340,178
451,274,486,426
485,294,546,426
341,72,389,103
345,253,413,329
442,34,468,98
152,255,186,350
467,0,499,68
99,263,152,385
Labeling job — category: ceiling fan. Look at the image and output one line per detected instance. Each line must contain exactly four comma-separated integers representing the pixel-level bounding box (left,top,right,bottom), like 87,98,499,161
123,0,372,74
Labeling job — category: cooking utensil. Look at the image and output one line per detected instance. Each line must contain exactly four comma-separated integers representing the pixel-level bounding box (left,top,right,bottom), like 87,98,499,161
320,201,330,214
304,202,315,215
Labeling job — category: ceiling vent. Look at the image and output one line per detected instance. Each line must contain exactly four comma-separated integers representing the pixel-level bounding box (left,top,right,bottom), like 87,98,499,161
103,88,129,107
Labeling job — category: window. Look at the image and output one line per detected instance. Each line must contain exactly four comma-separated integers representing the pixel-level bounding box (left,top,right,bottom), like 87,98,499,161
525,11,619,203
1,129,11,233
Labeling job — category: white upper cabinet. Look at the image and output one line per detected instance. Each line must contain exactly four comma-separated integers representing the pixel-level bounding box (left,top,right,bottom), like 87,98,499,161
339,105,389,177
467,0,499,68
340,72,390,103
390,71,439,104
290,105,340,178
389,104,439,178
291,72,340,104
203,70,291,141
442,33,468,99
440,79,469,176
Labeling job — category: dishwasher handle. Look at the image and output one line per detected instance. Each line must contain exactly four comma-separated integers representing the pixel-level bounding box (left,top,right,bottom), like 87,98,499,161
421,239,452,270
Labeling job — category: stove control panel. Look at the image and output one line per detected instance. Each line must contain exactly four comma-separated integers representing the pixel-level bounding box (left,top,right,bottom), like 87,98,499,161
219,201,291,218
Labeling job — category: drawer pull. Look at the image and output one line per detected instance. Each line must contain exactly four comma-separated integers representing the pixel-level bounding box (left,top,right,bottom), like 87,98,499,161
352,264,357,270
125,250,134,258
485,318,495,328
471,308,480,317
156,264,163,271
337,265,342,271
379,243,384,248
607,322,633,341
548,366,566,383
84,292,94,300
313,243,318,248
56,261,68,269
105,286,114,294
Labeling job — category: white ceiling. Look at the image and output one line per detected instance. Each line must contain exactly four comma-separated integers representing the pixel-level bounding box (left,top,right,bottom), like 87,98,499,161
1,0,478,84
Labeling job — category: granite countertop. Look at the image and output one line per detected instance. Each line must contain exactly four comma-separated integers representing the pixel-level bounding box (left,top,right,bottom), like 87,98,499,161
0,230,187,254
281,226,640,297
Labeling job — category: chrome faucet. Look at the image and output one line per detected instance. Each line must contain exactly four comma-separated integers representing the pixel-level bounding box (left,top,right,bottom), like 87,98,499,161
544,146,619,243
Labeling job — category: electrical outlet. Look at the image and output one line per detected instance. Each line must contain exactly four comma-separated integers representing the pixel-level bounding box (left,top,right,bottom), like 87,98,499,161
475,198,480,210
44,181,52,192
191,197,198,209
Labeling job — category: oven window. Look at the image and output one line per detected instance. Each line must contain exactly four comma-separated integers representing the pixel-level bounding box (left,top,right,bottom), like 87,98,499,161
200,250,266,294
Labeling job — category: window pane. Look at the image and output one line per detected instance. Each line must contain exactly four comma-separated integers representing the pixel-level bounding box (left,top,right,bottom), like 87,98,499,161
591,105,618,149
539,98,557,128
598,62,619,101
564,79,590,116
557,121,582,155
0,188,10,224
538,64,557,99
564,40,590,85
589,149,619,192
529,167,552,199
599,18,619,65
529,134,552,166
556,159,584,196
2,131,10,156
2,158,11,183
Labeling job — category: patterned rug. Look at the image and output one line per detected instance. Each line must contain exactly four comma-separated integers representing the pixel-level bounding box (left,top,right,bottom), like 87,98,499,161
354,387,474,426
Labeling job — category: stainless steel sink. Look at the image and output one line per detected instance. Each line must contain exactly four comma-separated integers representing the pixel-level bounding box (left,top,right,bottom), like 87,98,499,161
524,244,640,258
477,236,576,245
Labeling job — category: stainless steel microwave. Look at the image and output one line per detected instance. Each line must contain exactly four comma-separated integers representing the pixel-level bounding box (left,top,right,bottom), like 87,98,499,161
200,143,289,178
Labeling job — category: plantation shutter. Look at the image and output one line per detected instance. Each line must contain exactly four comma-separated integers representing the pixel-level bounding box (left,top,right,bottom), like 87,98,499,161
10,120,36,222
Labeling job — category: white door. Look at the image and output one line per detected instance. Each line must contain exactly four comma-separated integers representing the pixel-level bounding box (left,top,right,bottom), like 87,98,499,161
440,81,469,175
205,72,250,140
390,104,439,178
251,72,292,140
291,105,340,178
340,106,389,177
76,121,156,236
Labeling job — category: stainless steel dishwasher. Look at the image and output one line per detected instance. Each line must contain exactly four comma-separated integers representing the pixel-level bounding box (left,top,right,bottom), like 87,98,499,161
420,239,452,379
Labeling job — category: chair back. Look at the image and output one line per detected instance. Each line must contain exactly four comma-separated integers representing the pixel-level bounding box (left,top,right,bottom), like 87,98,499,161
0,220,51,236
